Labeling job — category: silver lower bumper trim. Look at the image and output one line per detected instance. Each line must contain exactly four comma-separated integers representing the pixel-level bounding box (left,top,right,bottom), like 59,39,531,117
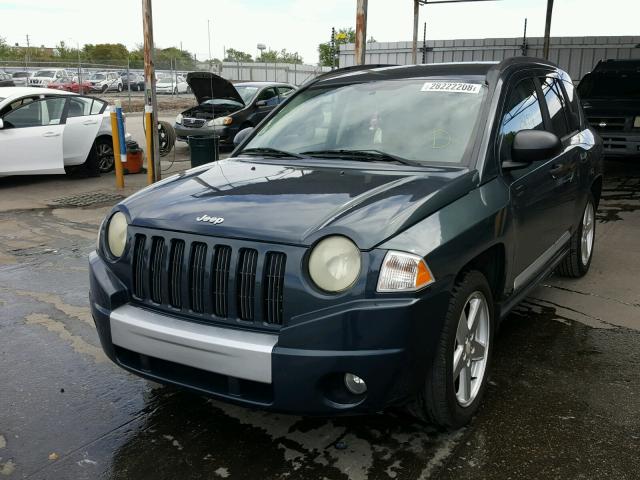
110,305,277,383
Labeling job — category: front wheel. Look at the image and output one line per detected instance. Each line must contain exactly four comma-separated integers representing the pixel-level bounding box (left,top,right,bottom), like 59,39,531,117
409,270,495,429
117,83,123,92
95,137,115,173
556,194,596,278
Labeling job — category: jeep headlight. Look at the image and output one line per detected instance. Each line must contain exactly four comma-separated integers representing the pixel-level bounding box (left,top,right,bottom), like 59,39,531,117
377,251,434,292
634,116,640,128
175,113,183,125
208,116,233,127
106,212,128,258
308,236,361,292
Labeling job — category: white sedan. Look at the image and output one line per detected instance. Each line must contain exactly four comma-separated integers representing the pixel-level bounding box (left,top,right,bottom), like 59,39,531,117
0,87,128,176
156,76,190,94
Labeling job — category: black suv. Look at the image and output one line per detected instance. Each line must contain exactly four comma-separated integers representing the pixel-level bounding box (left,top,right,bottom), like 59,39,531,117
579,59,640,157
90,58,603,428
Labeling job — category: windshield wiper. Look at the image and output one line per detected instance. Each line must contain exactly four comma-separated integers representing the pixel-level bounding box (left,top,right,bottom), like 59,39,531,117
240,147,304,159
301,149,423,167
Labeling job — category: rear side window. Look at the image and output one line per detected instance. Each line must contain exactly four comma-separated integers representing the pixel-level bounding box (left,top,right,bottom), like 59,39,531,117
540,77,569,138
90,99,106,115
67,97,93,118
562,80,582,131
499,78,544,162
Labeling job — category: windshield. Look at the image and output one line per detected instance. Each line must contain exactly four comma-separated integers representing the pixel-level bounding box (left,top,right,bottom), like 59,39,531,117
13,72,29,78
158,78,173,84
243,79,486,164
35,70,56,78
578,73,640,99
90,73,105,80
235,86,259,104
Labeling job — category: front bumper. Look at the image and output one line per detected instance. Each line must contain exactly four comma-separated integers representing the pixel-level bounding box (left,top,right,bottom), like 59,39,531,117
89,251,449,414
174,124,234,144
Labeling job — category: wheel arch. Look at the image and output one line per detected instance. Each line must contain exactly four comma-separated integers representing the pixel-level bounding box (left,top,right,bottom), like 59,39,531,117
590,175,603,208
453,243,507,304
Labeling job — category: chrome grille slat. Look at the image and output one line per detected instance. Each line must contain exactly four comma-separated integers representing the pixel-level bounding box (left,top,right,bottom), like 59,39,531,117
237,249,258,321
264,252,286,325
168,240,185,308
132,235,146,298
189,242,207,313
149,237,165,303
213,245,231,318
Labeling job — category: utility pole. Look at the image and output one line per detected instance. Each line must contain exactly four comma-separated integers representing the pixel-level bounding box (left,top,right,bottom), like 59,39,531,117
354,0,368,65
25,34,30,71
412,0,420,64
142,0,161,183
207,19,212,71
521,18,528,56
543,0,554,59
422,21,427,64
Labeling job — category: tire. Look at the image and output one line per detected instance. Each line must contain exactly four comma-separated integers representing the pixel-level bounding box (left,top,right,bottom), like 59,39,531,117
101,84,108,93
95,137,115,173
556,194,596,278
158,121,176,157
409,270,495,429
117,83,123,92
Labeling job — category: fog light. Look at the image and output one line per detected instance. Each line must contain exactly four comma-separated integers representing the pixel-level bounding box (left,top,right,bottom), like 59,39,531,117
344,373,367,395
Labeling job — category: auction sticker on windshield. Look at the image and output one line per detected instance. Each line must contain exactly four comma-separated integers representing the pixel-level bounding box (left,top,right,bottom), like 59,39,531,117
421,82,481,94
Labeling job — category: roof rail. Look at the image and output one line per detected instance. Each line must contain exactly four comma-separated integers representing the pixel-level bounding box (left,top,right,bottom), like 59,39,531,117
497,56,558,70
303,64,398,87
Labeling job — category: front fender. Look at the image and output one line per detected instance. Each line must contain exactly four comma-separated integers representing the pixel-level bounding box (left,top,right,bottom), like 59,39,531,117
378,176,512,291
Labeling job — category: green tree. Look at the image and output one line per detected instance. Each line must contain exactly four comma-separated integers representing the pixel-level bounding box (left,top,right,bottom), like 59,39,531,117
256,48,302,64
83,43,129,63
318,27,356,67
224,48,253,63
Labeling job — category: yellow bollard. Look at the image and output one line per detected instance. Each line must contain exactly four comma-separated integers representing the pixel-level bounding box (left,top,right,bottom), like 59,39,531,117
110,107,125,189
144,106,154,185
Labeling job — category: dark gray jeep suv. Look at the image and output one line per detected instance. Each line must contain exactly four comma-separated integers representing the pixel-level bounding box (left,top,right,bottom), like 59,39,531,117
90,58,603,428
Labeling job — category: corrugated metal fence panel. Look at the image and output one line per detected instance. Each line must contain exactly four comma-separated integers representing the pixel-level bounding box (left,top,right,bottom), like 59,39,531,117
219,63,331,85
339,36,640,82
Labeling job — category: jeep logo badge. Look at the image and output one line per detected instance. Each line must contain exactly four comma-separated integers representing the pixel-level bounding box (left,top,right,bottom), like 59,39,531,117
196,215,224,225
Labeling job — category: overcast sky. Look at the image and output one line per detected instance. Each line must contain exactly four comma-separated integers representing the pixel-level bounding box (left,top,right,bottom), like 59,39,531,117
1,0,639,64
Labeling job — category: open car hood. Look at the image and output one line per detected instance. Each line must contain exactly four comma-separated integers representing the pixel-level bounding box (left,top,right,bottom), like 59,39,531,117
186,72,244,106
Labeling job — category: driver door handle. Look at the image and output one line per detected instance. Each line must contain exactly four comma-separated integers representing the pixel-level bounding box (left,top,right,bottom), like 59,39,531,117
42,131,61,137
83,120,98,125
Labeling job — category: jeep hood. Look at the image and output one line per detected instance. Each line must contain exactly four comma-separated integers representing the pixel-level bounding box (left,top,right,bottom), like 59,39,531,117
121,159,477,249
186,72,244,105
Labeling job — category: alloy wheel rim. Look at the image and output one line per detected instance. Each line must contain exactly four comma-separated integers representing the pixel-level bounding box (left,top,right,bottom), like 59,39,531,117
97,143,114,172
581,202,595,266
453,291,490,407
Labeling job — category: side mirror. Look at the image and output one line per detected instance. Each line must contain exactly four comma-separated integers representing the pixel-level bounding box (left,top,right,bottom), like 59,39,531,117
503,130,562,170
234,127,254,146
0,118,4,130
255,100,268,107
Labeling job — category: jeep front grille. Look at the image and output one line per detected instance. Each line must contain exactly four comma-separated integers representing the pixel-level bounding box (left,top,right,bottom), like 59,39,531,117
130,232,286,327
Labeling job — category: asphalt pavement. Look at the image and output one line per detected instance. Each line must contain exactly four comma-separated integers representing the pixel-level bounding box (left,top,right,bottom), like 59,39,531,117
0,159,638,479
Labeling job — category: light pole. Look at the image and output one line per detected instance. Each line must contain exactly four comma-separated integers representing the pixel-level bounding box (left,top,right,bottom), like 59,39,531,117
257,43,266,80
207,19,213,72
